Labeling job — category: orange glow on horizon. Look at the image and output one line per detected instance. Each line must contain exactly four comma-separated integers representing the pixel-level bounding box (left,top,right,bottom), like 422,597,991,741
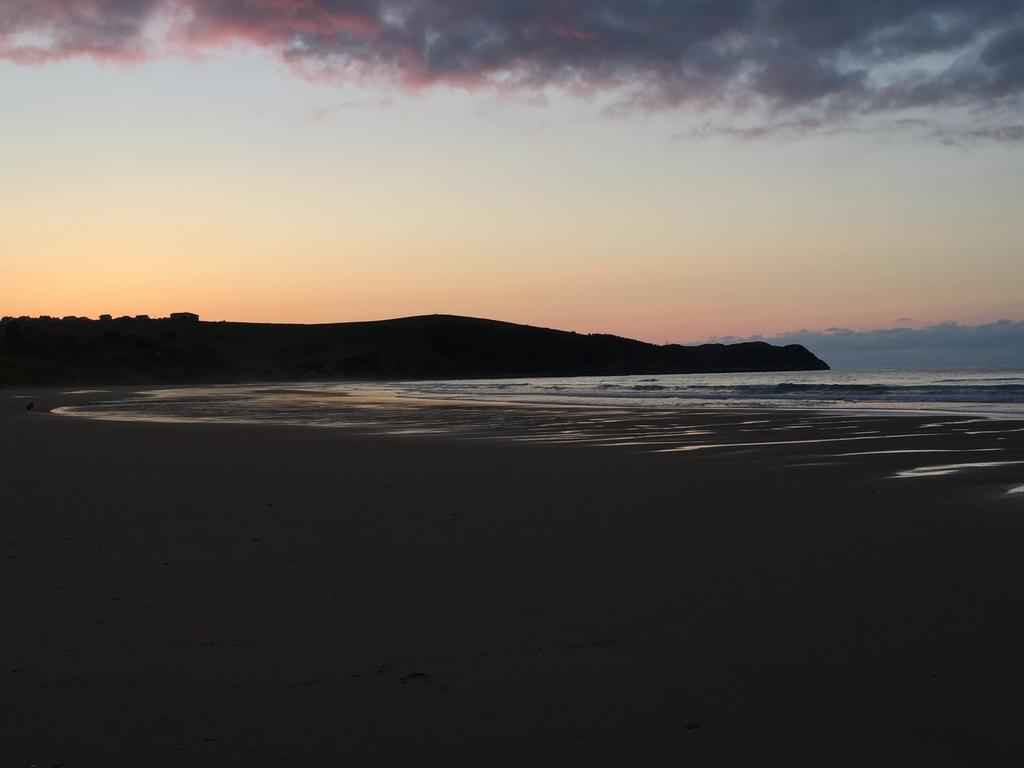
2,52,1023,345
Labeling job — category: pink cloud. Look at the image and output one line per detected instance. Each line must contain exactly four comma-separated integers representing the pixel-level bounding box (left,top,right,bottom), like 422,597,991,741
2,1,1022,140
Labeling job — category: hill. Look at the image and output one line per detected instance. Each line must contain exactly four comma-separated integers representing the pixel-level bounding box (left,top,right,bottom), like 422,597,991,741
0,314,829,385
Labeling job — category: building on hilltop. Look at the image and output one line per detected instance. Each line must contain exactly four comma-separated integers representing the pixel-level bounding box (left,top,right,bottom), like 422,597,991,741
170,312,200,322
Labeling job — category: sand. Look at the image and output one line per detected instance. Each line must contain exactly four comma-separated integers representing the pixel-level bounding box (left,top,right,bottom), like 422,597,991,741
4,388,1024,766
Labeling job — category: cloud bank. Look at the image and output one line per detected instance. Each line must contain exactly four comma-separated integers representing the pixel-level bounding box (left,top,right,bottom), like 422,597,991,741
714,320,1024,368
2,1,1023,139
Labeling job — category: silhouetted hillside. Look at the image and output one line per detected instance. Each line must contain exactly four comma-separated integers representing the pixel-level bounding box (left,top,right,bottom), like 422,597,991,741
0,314,828,385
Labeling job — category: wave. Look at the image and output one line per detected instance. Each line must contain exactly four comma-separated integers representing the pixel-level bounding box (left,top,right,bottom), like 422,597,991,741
408,380,1024,407
936,377,1024,384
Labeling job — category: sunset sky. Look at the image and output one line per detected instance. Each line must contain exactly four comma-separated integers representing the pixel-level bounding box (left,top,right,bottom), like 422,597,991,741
2,1,1023,343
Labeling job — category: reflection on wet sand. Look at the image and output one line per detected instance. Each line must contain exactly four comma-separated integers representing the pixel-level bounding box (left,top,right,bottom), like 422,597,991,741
894,460,1024,479
48,383,1024,496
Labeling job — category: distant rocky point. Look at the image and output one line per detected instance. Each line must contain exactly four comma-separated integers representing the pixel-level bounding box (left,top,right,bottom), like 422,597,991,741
0,314,828,385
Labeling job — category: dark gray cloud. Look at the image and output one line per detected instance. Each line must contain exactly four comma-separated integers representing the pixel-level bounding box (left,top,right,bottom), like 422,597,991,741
2,1,1023,139
714,320,1024,368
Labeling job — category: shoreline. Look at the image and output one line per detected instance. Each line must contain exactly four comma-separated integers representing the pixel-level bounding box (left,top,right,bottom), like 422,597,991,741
5,386,1024,764
31,387,1024,493
19,375,1024,421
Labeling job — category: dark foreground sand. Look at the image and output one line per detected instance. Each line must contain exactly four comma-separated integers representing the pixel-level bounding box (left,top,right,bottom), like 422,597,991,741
4,389,1024,766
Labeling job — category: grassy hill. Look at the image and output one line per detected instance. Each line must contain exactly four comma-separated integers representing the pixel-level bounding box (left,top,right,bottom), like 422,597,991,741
0,314,828,385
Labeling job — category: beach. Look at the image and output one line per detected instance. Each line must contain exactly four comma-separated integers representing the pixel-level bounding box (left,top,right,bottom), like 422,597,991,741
5,388,1024,766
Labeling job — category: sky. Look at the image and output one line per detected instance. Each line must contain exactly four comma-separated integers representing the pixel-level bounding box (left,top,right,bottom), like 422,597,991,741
2,1,1023,345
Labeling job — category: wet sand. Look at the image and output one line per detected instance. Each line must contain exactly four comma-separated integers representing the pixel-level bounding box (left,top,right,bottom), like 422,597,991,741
4,388,1024,766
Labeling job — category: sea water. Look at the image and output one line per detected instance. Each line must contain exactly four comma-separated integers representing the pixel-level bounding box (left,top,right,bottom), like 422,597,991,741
381,367,1024,414
54,368,1024,424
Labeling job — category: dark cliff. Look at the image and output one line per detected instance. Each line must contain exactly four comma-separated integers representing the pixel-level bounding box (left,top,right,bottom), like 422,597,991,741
0,314,829,385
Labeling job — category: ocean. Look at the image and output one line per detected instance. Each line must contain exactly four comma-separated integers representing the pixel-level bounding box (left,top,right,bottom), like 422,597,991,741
380,367,1024,415
52,367,1024,430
